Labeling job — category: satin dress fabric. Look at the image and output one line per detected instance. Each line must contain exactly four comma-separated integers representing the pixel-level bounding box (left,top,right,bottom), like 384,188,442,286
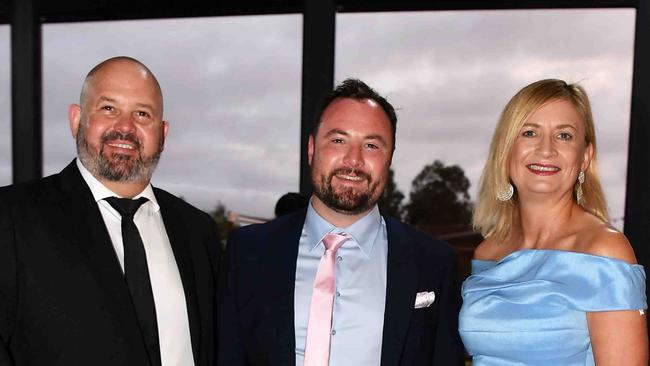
459,249,647,366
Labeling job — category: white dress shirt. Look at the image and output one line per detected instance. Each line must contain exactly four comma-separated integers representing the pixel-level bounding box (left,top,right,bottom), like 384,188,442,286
77,159,195,366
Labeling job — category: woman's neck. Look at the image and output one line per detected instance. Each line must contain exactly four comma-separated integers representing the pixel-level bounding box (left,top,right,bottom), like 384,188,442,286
514,192,580,249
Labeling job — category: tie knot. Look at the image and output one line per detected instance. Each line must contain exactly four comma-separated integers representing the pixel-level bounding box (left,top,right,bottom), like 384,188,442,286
322,233,349,252
105,197,149,218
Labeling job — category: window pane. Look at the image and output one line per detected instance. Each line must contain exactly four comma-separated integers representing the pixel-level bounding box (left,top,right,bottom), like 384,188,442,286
336,9,635,231
43,15,302,219
0,25,10,186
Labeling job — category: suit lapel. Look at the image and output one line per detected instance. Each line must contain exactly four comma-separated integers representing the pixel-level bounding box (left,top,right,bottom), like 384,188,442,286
263,210,305,364
56,161,146,343
155,192,202,364
380,218,418,366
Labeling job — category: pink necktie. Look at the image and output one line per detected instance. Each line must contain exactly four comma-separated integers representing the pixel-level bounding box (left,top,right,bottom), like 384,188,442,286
304,233,349,366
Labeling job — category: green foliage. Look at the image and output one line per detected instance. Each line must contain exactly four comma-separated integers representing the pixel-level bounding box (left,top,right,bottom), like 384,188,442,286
378,168,405,219
405,160,472,228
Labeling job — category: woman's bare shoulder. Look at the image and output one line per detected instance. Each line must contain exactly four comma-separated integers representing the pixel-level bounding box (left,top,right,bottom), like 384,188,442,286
574,217,637,264
473,237,510,261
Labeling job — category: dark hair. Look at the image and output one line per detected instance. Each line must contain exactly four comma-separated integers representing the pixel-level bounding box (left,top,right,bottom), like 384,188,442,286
275,192,310,217
311,78,397,151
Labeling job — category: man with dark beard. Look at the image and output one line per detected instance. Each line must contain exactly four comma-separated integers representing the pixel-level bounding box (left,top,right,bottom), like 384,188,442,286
218,79,463,366
0,57,220,366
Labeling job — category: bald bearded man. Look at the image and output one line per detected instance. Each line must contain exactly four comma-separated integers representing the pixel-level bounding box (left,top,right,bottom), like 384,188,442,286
0,57,220,366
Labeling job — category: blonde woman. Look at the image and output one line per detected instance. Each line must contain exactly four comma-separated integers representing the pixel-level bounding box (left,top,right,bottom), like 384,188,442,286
459,79,647,365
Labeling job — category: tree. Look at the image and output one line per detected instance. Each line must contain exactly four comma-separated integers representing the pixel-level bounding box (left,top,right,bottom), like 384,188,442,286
405,160,472,229
378,168,405,219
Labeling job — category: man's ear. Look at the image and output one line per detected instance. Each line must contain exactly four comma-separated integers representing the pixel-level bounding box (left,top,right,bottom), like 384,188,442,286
162,120,170,139
68,104,82,138
308,135,314,165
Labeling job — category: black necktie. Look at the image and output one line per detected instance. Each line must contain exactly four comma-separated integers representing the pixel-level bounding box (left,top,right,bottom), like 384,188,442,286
105,197,161,366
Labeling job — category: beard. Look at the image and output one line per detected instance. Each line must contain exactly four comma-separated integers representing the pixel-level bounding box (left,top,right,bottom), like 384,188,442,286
76,121,164,183
312,166,384,215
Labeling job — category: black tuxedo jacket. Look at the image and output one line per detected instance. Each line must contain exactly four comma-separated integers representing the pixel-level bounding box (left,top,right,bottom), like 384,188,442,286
218,209,463,366
0,161,220,366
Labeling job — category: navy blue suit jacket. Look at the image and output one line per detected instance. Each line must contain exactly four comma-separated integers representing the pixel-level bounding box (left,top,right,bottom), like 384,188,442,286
218,208,463,366
0,161,220,366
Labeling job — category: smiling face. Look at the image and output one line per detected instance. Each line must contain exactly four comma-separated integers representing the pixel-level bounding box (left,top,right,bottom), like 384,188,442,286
308,97,393,216
509,98,593,201
69,59,168,183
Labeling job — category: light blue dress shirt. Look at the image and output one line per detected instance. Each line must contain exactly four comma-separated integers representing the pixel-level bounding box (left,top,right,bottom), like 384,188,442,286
294,202,388,366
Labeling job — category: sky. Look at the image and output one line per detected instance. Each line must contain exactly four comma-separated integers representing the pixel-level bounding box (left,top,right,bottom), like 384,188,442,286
39,15,303,219
336,9,636,229
0,8,636,228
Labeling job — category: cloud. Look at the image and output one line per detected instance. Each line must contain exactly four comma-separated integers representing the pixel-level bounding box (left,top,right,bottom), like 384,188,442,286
0,9,636,227
336,8,635,229
39,15,302,217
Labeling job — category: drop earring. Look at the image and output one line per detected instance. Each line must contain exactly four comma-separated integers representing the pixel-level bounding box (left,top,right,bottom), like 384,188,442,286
497,183,514,202
576,171,585,204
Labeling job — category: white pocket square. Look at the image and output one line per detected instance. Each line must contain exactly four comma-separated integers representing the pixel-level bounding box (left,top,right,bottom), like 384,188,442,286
414,291,435,309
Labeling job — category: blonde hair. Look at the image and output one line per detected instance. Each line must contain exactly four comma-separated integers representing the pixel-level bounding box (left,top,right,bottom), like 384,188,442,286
473,79,609,243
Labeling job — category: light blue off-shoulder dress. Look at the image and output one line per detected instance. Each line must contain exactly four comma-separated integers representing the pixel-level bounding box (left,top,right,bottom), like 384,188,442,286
459,249,647,365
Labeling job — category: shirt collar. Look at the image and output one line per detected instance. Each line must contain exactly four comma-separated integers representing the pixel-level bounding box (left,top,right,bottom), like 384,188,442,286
304,198,382,258
76,158,160,212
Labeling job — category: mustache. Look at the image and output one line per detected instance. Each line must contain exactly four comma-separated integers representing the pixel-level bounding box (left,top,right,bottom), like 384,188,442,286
329,167,371,181
100,131,141,149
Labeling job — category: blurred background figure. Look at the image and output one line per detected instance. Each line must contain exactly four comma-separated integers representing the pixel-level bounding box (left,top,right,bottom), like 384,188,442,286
275,192,310,217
